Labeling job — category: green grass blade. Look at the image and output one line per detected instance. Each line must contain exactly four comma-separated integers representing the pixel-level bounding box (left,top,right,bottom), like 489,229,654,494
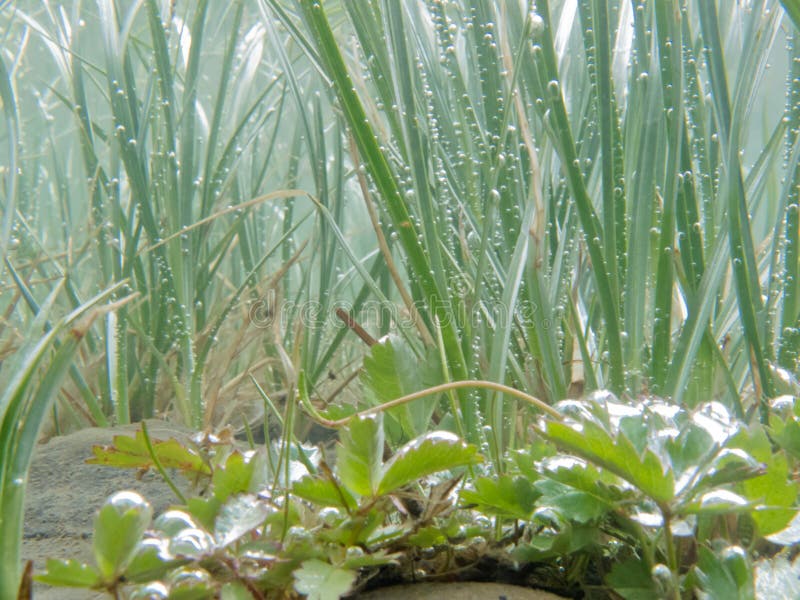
530,0,624,392
0,281,123,599
287,0,477,441
0,54,20,269
698,2,775,412
650,0,683,391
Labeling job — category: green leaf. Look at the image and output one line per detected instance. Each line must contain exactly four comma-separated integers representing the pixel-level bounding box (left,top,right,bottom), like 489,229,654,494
540,455,624,505
606,558,659,600
689,449,765,497
514,521,600,562
293,475,356,511
221,582,253,600
461,476,539,520
214,494,272,547
765,512,800,546
534,480,611,523
318,511,385,547
734,428,799,536
293,559,356,600
35,559,100,588
694,546,755,600
167,566,214,600
124,540,176,583
543,420,674,503
780,0,800,34
86,431,210,476
185,496,222,531
212,451,259,503
378,431,482,495
769,413,800,460
342,549,400,569
408,526,448,547
361,335,439,437
682,490,754,516
337,414,384,497
665,425,715,478
93,491,153,581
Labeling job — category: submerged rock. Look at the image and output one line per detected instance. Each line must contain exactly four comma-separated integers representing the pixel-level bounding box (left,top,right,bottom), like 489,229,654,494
23,421,192,600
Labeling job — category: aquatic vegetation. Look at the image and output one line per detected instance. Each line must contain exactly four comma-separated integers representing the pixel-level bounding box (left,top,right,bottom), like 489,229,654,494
2,0,800,596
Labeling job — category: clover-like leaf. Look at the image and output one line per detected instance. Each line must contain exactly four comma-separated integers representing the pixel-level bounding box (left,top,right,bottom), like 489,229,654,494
35,559,100,588
606,558,659,600
214,494,272,547
461,475,539,520
93,491,153,581
293,559,356,600
293,475,357,511
543,419,674,503
378,431,482,495
693,546,754,600
337,414,384,497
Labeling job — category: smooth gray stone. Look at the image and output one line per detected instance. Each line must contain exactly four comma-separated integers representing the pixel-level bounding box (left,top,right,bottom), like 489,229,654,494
23,421,192,600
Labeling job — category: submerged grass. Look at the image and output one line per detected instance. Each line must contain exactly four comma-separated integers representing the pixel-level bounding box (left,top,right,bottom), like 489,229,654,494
1,0,800,594
268,0,799,457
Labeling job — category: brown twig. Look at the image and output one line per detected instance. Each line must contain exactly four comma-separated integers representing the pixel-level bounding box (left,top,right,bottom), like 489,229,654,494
335,307,377,347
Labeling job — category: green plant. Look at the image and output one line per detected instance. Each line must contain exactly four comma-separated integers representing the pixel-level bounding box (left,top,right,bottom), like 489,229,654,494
37,412,482,599
4,0,800,596
261,0,800,459
526,394,800,598
0,281,128,599
37,388,800,598
0,1,363,434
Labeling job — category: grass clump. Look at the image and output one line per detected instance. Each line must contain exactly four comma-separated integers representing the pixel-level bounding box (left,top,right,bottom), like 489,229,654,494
1,0,800,598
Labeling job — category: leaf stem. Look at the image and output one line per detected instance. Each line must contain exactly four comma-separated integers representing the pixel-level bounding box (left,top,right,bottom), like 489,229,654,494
140,421,187,504
661,506,680,600
300,379,562,428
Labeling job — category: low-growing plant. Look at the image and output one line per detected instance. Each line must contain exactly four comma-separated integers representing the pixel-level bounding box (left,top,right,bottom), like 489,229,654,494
36,411,483,599
4,0,800,597
36,388,800,598
0,282,129,600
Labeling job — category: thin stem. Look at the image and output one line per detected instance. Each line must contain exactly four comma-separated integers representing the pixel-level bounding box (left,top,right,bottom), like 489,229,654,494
139,189,307,255
661,505,680,600
140,421,187,504
301,379,562,428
